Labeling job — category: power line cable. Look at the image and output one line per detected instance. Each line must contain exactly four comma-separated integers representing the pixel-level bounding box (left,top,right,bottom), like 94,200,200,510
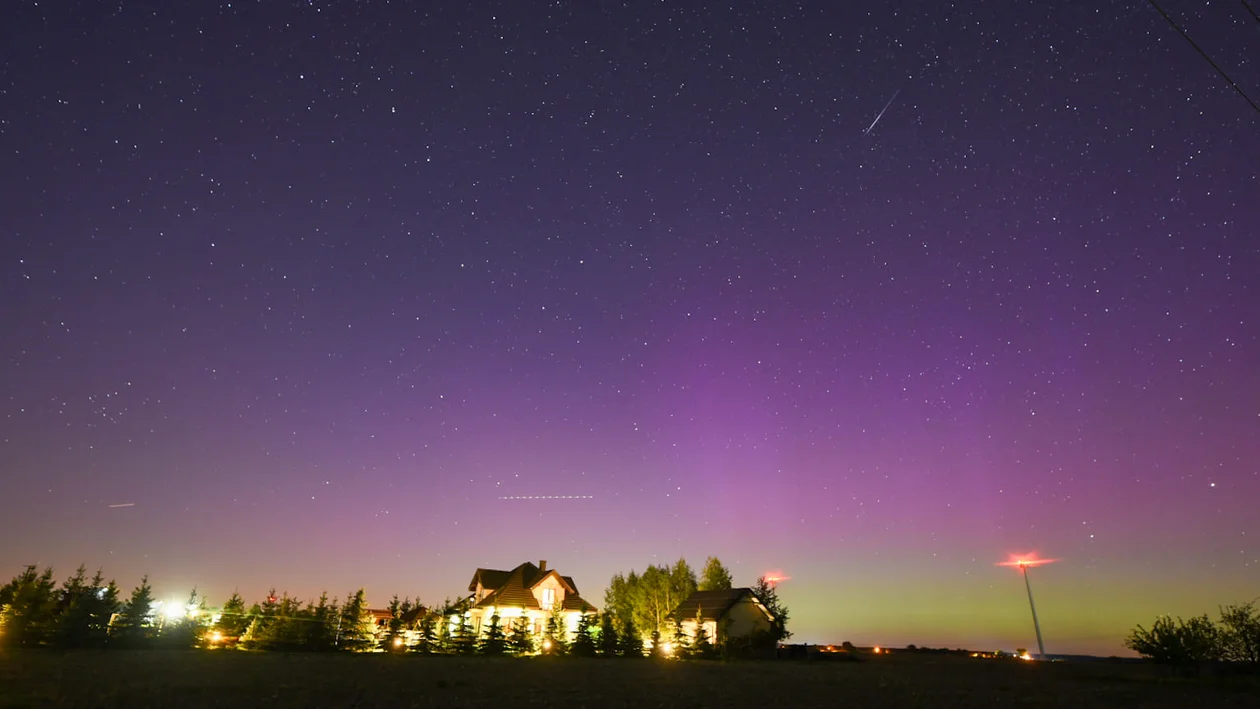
1146,0,1260,117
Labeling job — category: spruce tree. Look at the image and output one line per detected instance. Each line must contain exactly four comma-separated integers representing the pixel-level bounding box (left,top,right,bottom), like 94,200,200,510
691,608,715,659
214,591,249,646
242,602,263,632
239,617,263,648
619,616,644,658
0,565,57,647
241,604,274,650
267,594,307,651
598,612,619,657
544,608,567,654
261,589,281,618
478,614,507,655
78,570,119,648
162,588,209,649
648,629,664,659
452,613,476,655
54,566,87,614
112,575,156,646
571,613,598,657
384,594,403,651
305,593,338,651
751,576,791,643
417,611,438,654
435,613,452,654
50,565,91,648
337,588,375,652
242,590,281,649
508,615,534,655
397,597,416,651
670,618,687,658
296,599,319,650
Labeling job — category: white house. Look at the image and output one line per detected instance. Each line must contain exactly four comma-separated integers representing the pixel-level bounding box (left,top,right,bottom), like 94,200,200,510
669,587,775,645
462,560,597,639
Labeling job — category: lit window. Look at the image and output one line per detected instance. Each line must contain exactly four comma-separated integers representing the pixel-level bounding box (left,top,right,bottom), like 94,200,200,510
541,588,555,609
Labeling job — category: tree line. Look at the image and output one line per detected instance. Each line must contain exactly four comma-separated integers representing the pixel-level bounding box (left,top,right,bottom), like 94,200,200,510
601,556,791,654
0,564,386,652
1,558,792,658
1125,602,1260,674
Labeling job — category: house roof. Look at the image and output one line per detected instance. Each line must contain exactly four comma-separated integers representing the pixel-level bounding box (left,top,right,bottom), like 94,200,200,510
529,569,577,594
399,605,430,624
467,561,596,613
468,568,513,593
477,563,542,610
561,594,597,613
469,562,580,594
668,588,773,622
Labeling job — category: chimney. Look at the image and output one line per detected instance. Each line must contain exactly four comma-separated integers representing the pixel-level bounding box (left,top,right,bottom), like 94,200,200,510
539,560,547,572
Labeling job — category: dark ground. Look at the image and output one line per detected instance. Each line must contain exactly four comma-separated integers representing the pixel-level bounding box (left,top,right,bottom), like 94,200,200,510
1,650,1256,708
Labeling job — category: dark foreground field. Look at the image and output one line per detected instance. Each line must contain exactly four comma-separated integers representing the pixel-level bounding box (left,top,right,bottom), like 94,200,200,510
1,650,1256,709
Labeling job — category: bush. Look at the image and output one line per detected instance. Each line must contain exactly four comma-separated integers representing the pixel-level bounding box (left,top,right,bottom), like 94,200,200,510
1218,602,1260,667
1127,603,1260,675
1125,614,1221,673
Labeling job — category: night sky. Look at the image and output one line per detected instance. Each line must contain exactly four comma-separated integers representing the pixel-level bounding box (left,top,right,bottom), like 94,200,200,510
3,1,1258,656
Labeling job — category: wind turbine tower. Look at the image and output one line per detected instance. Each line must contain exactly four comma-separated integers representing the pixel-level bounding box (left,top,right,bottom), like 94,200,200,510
998,554,1057,659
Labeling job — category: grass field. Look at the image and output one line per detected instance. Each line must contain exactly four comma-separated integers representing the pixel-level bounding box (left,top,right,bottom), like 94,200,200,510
1,650,1256,708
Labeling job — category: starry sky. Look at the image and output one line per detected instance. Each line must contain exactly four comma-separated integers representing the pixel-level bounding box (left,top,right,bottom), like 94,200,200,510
2,1,1258,656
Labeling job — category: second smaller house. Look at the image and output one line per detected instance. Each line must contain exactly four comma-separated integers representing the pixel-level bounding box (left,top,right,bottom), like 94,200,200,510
368,608,393,633
669,587,775,646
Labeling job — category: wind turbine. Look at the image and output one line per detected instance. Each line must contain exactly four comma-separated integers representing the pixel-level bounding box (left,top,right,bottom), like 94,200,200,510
997,553,1057,659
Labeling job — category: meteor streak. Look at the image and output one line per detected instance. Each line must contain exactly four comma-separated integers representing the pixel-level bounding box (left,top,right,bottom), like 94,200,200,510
864,89,901,135
498,495,594,500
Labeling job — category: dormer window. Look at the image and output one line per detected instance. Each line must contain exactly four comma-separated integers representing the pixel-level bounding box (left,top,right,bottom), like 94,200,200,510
541,587,555,610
